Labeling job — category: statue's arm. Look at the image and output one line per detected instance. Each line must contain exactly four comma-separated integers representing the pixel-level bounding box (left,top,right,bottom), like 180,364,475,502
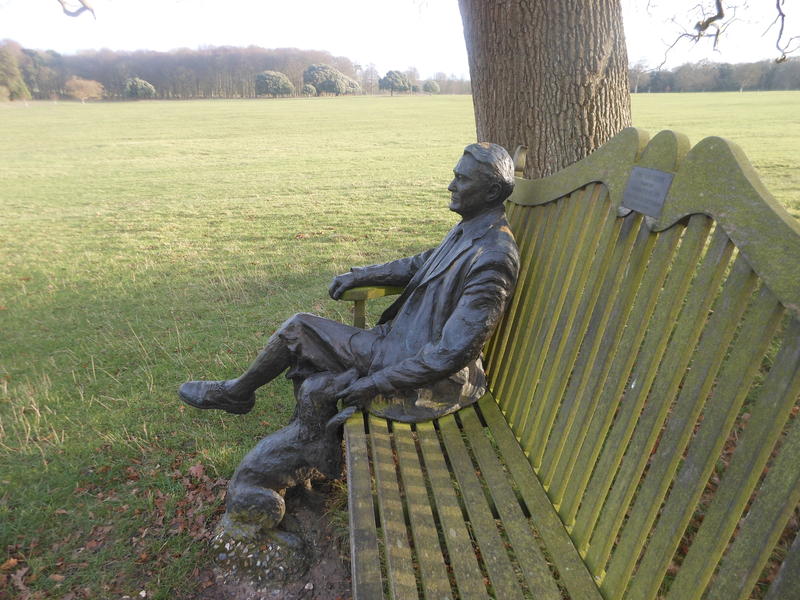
328,247,435,300
369,249,519,392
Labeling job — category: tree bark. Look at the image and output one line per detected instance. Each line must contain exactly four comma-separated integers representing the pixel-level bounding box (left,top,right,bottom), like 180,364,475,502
459,0,631,178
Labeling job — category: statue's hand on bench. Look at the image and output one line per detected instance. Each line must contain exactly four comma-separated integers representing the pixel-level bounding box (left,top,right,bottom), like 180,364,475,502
328,271,357,300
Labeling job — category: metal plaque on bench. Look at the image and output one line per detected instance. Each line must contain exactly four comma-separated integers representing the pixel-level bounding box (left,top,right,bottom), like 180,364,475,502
622,166,674,218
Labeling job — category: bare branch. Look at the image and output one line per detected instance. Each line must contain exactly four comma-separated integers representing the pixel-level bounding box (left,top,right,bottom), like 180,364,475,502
768,0,798,62
655,1,796,69
694,0,724,35
56,0,95,19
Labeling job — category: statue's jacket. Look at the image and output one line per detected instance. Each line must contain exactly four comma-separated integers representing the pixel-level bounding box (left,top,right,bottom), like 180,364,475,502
350,205,520,422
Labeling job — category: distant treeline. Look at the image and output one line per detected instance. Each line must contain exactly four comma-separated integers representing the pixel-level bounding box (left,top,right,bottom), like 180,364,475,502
0,41,472,101
630,58,800,93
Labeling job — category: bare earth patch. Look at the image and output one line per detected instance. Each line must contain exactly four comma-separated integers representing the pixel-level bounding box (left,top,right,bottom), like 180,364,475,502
197,482,351,600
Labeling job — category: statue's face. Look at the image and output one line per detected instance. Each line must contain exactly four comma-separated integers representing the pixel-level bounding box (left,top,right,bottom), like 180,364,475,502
447,153,496,219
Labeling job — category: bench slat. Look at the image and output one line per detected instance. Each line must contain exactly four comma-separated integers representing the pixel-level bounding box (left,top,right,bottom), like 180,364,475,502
542,215,667,502
570,214,711,550
519,186,610,465
458,407,563,600
437,416,526,600
706,397,800,600
484,201,529,366
583,227,734,574
509,188,596,445
478,396,604,600
602,254,759,597
507,197,620,458
416,422,490,600
498,200,565,424
345,414,386,600
628,285,784,600
532,212,645,477
668,318,800,600
521,189,609,467
369,416,419,599
522,191,612,449
764,525,800,600
392,423,455,600
490,201,554,405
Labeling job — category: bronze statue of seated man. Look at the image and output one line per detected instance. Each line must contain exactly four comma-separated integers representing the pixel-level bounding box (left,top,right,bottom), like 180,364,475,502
179,143,520,572
181,142,519,423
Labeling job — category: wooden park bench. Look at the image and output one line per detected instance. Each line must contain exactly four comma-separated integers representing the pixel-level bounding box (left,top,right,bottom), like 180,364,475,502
339,128,800,600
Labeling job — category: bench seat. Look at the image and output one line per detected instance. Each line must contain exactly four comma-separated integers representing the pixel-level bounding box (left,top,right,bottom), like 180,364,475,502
345,394,602,600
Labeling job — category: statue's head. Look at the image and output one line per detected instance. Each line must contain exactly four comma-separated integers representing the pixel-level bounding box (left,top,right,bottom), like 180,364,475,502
448,142,515,219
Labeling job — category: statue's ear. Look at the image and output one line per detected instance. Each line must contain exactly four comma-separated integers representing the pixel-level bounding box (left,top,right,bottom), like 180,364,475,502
488,181,502,204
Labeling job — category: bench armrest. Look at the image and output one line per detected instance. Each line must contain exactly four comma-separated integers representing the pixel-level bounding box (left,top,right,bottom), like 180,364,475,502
339,286,403,328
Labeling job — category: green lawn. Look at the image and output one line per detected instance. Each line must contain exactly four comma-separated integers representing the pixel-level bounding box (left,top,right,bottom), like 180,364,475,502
1,92,798,599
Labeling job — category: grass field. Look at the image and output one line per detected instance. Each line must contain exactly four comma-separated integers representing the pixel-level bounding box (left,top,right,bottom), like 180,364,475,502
1,92,798,599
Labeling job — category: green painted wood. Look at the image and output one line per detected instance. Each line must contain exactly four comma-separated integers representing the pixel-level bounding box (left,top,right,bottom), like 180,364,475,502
478,396,604,600
501,200,572,427
522,212,643,469
368,416,419,599
343,286,403,329
345,128,800,600
548,222,682,525
458,407,563,600
764,526,800,600
508,127,649,211
416,422,490,600
508,190,592,440
341,286,405,301
602,254,759,599
516,193,612,462
667,318,800,600
492,202,556,417
627,285,784,600
541,214,661,500
705,399,800,600
392,423,455,600
570,214,712,549
516,186,616,448
583,228,735,575
437,416,526,600
345,414,386,600
485,203,540,384
507,202,621,467
353,299,367,329
512,186,608,463
483,201,525,366
651,135,800,319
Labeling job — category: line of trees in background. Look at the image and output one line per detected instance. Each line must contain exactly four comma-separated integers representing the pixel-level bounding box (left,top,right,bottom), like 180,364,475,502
629,58,800,93
4,38,799,102
0,40,471,101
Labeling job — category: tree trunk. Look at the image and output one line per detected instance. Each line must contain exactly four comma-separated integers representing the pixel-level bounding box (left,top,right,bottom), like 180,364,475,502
458,0,631,179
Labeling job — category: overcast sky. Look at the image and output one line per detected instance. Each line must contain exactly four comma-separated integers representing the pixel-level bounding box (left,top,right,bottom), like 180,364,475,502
0,0,796,78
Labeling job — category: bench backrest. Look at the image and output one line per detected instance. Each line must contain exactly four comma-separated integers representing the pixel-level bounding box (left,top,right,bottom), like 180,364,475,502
485,128,800,600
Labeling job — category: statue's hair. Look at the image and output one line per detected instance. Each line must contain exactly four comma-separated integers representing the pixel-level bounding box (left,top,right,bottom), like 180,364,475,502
463,142,515,203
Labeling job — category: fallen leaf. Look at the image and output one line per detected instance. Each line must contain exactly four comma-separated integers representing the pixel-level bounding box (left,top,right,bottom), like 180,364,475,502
188,463,205,479
11,566,30,591
1,558,18,570
48,573,65,582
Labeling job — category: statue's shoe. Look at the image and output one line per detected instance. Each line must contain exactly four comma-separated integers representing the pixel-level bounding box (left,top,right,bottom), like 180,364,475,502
178,380,255,414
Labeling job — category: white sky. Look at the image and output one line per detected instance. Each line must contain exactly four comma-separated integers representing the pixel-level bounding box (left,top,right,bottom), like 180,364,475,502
0,0,797,78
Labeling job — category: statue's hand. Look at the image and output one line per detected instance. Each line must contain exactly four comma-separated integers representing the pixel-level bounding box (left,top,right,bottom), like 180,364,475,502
328,271,356,300
335,376,378,409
